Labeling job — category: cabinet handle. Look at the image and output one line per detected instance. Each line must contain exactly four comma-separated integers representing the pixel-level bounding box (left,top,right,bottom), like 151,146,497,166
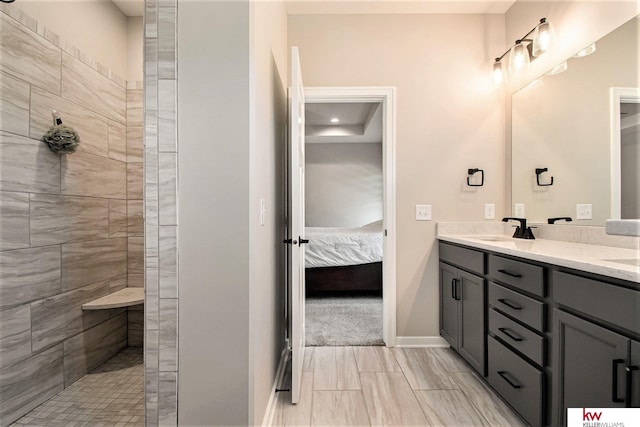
626,365,638,408
454,279,461,301
498,269,523,278
497,298,522,310
451,279,456,300
612,359,625,403
497,371,521,389
498,327,523,342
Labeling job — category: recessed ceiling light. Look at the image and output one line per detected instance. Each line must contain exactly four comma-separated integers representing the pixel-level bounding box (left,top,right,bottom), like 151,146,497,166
573,43,596,58
330,118,339,123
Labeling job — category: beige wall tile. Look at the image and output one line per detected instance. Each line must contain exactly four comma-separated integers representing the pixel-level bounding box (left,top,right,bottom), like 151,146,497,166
0,191,29,250
159,153,177,225
0,12,61,93
0,304,31,369
158,372,177,425
127,127,143,162
63,313,127,386
159,226,177,298
31,87,109,158
158,8,176,79
0,132,60,194
127,162,143,199
158,79,176,152
0,71,30,136
108,121,127,162
61,238,127,292
127,200,144,236
31,277,127,352
128,236,144,274
0,246,61,309
0,345,64,425
127,89,143,127
61,53,126,124
128,273,144,288
61,151,126,199
109,199,127,238
159,298,177,372
30,194,109,246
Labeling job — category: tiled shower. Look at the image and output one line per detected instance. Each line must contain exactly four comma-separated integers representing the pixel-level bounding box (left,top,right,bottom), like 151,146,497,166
0,5,144,425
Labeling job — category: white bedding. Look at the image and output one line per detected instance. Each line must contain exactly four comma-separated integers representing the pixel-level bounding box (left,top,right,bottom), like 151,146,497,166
304,224,383,268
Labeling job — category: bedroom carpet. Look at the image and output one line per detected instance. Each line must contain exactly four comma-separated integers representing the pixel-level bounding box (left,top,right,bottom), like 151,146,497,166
305,297,383,346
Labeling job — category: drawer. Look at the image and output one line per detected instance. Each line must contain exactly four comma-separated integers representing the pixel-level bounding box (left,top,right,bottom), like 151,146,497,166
488,336,543,427
488,254,545,297
553,271,640,335
439,242,484,275
489,282,545,332
489,308,545,366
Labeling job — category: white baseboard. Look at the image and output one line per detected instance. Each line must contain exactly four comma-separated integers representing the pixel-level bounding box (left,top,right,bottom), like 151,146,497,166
395,336,450,348
261,347,289,427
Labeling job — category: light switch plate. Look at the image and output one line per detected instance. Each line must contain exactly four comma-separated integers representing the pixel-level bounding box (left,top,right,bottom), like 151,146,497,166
514,203,525,217
416,204,432,221
576,203,592,220
485,203,496,219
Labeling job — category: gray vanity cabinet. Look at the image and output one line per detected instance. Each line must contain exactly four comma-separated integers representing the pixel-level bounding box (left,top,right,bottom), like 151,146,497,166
439,243,486,375
553,309,628,426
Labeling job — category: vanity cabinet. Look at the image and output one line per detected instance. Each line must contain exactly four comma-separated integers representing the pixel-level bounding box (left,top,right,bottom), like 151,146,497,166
552,270,640,425
439,243,486,375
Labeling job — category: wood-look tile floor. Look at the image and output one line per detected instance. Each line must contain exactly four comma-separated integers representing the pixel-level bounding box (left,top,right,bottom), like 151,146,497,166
274,347,526,427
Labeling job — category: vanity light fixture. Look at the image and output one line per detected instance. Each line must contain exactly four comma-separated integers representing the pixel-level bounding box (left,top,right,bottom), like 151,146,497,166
0,0,16,3
330,118,339,123
573,43,597,58
493,17,555,85
546,61,568,76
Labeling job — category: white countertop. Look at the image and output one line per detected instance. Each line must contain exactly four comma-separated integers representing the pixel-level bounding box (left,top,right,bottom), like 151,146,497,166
437,234,639,284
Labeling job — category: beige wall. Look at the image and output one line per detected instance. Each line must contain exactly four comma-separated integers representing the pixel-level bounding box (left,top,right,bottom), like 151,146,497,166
250,0,288,424
13,0,142,80
289,13,506,337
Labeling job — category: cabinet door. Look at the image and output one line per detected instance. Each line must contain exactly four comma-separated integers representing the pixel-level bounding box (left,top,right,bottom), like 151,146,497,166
630,340,640,408
440,262,459,348
554,309,628,426
458,270,486,375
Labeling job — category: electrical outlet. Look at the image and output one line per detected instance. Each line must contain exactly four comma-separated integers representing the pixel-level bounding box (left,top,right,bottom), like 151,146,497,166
576,203,592,220
514,203,525,217
416,204,432,221
485,203,496,219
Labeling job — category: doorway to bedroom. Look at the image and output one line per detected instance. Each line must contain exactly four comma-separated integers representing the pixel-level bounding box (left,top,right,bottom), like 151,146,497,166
303,100,385,347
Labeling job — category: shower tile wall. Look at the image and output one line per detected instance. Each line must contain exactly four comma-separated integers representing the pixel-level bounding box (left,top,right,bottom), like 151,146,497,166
145,0,179,425
0,7,142,425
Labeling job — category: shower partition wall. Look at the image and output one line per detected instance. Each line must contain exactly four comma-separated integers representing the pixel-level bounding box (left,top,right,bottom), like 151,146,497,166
0,5,144,425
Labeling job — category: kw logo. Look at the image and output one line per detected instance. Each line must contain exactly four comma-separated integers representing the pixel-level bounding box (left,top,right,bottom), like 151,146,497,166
583,408,603,421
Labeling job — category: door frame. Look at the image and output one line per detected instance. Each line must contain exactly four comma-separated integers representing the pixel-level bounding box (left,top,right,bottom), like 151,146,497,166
304,86,397,346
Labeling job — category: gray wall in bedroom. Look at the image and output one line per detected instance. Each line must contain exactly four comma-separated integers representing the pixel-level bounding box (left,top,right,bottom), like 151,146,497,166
305,142,383,228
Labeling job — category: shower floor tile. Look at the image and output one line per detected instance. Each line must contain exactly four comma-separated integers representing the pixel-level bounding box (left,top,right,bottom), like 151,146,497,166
12,347,143,427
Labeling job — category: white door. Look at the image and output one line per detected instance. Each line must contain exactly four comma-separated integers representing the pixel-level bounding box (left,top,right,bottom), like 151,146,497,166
289,46,306,404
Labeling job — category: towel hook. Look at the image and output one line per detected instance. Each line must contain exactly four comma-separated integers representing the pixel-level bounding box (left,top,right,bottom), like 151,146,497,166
535,168,554,186
467,168,484,187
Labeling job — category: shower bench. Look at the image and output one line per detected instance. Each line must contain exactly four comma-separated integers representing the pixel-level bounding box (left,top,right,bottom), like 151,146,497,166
81,287,144,310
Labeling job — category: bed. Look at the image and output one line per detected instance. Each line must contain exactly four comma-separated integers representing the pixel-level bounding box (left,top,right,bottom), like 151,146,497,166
304,220,383,295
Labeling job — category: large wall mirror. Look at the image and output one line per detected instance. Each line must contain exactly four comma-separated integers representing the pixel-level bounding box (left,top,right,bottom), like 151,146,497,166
512,15,639,226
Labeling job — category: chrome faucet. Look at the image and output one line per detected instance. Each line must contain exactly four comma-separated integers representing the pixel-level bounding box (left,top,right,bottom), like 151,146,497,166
502,217,536,239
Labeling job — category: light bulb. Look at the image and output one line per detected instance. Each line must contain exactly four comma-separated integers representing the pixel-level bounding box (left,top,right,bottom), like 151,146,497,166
546,61,568,76
532,19,556,57
509,42,530,75
330,118,339,123
493,61,506,85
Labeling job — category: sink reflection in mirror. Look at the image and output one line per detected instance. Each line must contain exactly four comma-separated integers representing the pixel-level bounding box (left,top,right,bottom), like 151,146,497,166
511,15,640,226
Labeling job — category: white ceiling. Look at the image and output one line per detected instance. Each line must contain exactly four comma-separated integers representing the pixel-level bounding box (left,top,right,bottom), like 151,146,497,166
286,0,517,15
306,102,382,144
112,0,144,17
113,0,517,18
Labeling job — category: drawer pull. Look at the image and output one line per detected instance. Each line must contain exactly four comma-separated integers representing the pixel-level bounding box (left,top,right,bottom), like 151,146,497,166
498,269,523,278
497,371,522,389
451,279,456,300
498,327,523,342
497,298,522,310
625,365,638,408
613,359,625,403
